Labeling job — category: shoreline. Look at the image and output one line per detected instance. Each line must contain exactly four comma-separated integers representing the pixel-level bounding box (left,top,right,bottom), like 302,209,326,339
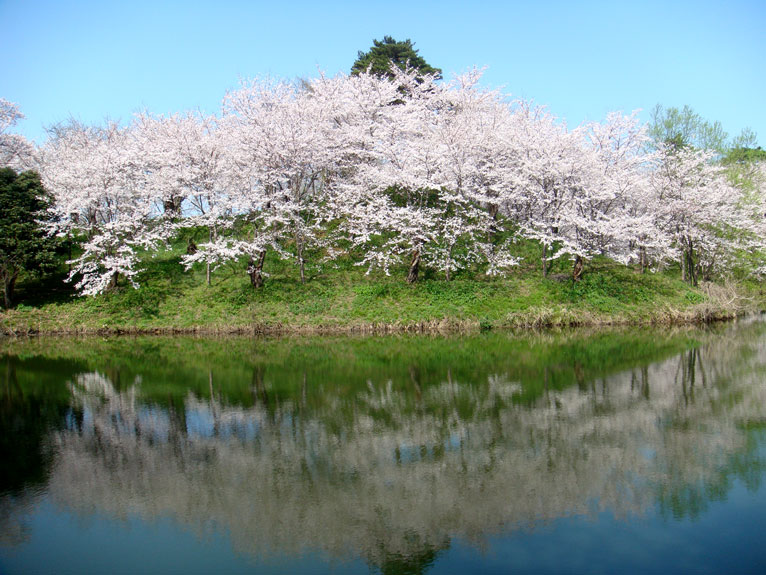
2,266,762,338
1,305,755,337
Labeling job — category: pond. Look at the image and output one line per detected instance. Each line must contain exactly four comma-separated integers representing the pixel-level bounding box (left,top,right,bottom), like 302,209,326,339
2,320,766,574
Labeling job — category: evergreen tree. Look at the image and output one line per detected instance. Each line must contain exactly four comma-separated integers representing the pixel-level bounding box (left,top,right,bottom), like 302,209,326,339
0,168,60,307
351,36,442,80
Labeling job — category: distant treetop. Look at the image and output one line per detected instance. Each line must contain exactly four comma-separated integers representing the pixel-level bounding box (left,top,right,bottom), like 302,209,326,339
351,36,442,80
649,103,761,156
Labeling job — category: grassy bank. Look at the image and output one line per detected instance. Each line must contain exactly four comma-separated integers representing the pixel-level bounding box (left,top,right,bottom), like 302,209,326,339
1,243,763,335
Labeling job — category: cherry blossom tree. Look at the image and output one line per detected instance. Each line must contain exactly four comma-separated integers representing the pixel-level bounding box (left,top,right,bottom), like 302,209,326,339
508,108,671,280
336,69,446,282
429,70,521,277
747,162,766,277
575,112,675,276
29,68,766,294
507,103,594,278
0,99,35,171
215,77,346,287
41,120,167,295
337,68,519,282
651,145,744,285
134,111,231,285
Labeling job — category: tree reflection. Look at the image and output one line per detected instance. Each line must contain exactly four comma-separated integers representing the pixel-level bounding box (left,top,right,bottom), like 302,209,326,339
0,354,79,545
2,323,766,571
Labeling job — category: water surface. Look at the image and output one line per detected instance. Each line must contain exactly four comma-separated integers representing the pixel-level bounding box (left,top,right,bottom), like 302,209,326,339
2,321,766,573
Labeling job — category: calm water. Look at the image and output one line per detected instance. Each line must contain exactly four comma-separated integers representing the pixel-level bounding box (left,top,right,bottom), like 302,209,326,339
2,320,766,574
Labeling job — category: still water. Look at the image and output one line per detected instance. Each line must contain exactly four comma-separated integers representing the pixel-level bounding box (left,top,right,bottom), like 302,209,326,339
2,320,766,574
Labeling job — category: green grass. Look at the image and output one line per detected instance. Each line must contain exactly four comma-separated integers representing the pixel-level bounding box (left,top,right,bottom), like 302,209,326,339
1,242,762,334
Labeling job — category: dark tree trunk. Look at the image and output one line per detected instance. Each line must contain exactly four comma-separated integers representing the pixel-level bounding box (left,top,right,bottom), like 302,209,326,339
639,246,647,274
247,250,267,289
406,248,421,284
107,272,119,291
163,196,183,218
547,226,559,277
3,271,18,309
206,227,215,286
186,239,197,255
688,243,698,287
684,241,698,287
572,255,584,282
487,204,499,244
296,236,306,284
68,234,73,275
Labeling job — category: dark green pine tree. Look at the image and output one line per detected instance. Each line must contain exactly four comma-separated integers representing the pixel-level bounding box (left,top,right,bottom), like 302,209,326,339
0,168,60,308
351,36,442,80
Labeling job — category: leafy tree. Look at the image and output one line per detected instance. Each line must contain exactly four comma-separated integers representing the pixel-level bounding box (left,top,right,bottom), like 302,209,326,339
351,36,442,80
649,104,762,159
721,146,766,166
731,127,759,150
649,104,729,152
0,168,59,308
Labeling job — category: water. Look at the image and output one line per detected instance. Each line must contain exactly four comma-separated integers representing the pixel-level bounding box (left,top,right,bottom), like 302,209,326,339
2,321,766,574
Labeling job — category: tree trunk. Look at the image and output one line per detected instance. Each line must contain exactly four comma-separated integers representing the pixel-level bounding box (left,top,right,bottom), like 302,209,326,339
572,255,584,282
547,226,559,278
2,271,18,309
639,246,647,274
688,252,698,287
68,234,73,276
107,272,119,291
686,241,698,287
206,226,215,286
163,195,183,219
406,248,421,284
487,204,499,244
247,250,267,289
296,236,306,284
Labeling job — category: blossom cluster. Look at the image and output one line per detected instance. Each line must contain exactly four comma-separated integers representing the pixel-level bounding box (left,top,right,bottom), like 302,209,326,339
4,69,764,294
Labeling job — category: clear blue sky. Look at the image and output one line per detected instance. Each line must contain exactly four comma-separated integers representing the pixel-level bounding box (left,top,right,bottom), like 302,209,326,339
1,0,764,146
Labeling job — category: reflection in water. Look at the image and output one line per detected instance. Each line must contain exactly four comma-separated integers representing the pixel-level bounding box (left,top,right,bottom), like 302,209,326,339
2,322,766,572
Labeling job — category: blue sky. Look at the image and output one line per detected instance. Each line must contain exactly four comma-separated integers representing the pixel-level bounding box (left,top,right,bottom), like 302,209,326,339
1,0,764,145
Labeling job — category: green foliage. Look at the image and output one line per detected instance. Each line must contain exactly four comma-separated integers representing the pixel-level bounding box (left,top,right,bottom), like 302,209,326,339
649,104,761,158
731,127,759,150
557,268,667,307
1,230,758,334
351,36,442,80
649,104,730,152
722,146,766,166
684,291,704,304
0,168,61,308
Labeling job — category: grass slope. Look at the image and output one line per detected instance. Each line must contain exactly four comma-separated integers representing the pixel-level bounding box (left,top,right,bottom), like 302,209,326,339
1,241,762,335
